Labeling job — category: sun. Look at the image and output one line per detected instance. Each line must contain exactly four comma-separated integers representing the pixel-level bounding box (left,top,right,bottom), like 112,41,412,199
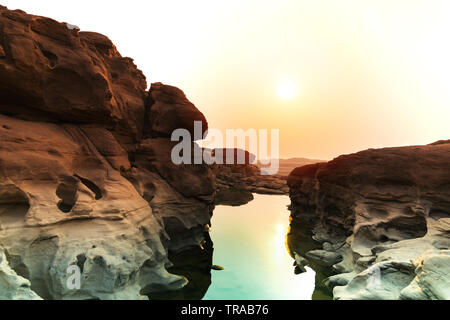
277,80,296,100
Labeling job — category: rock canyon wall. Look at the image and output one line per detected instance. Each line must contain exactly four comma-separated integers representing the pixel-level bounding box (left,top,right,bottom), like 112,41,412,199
288,141,450,299
0,6,214,299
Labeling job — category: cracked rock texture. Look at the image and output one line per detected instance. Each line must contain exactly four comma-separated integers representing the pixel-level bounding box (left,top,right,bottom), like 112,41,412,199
0,7,213,300
288,141,450,300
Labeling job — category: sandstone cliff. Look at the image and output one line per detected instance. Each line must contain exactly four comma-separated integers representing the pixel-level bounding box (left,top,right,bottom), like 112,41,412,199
0,6,213,299
287,141,450,299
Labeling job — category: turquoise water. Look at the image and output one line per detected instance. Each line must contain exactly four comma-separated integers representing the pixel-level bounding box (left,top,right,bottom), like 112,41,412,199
204,194,316,300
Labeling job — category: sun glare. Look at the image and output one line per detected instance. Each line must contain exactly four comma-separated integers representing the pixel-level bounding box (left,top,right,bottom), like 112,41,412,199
277,80,296,100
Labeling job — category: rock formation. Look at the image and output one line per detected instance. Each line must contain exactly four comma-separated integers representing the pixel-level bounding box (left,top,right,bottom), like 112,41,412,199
287,141,450,299
275,157,326,177
211,149,289,206
211,150,325,206
0,6,214,299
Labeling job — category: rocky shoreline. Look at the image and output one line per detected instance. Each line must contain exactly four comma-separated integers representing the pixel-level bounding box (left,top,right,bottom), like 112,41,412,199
287,141,450,299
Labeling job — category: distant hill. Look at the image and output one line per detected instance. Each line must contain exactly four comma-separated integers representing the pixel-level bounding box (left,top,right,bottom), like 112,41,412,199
259,157,326,177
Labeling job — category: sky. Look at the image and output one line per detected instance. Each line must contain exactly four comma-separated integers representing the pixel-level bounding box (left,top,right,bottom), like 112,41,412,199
3,0,450,160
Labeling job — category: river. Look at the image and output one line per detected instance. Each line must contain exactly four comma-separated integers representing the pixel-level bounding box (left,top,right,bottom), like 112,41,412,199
203,194,316,300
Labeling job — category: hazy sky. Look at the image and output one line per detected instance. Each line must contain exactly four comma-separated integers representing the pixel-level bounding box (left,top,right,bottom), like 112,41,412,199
3,0,450,159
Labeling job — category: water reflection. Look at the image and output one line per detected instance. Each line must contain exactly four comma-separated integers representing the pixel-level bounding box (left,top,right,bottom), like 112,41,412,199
159,194,326,300
286,215,334,300
204,194,315,300
150,232,213,300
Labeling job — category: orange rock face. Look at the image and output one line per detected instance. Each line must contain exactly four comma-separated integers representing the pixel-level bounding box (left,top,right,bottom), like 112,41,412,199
288,142,450,238
146,82,208,139
0,7,146,142
0,6,214,299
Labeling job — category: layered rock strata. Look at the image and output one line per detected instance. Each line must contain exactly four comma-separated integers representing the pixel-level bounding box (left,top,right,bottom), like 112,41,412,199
0,6,214,299
288,141,450,300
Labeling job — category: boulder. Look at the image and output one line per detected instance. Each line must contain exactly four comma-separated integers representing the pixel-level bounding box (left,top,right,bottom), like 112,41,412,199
146,82,208,140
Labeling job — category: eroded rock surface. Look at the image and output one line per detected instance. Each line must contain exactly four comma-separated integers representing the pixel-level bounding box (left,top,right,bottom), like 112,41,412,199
0,248,42,299
287,141,450,299
146,83,208,140
0,7,214,299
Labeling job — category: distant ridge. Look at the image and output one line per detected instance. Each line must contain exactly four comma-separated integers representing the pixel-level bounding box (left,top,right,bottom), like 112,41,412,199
259,157,326,177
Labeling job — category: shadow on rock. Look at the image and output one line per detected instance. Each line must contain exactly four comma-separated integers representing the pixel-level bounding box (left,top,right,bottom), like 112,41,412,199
287,215,334,300
149,232,214,300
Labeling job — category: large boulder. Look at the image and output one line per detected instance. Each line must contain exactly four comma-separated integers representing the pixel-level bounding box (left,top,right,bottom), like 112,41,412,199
146,82,208,140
